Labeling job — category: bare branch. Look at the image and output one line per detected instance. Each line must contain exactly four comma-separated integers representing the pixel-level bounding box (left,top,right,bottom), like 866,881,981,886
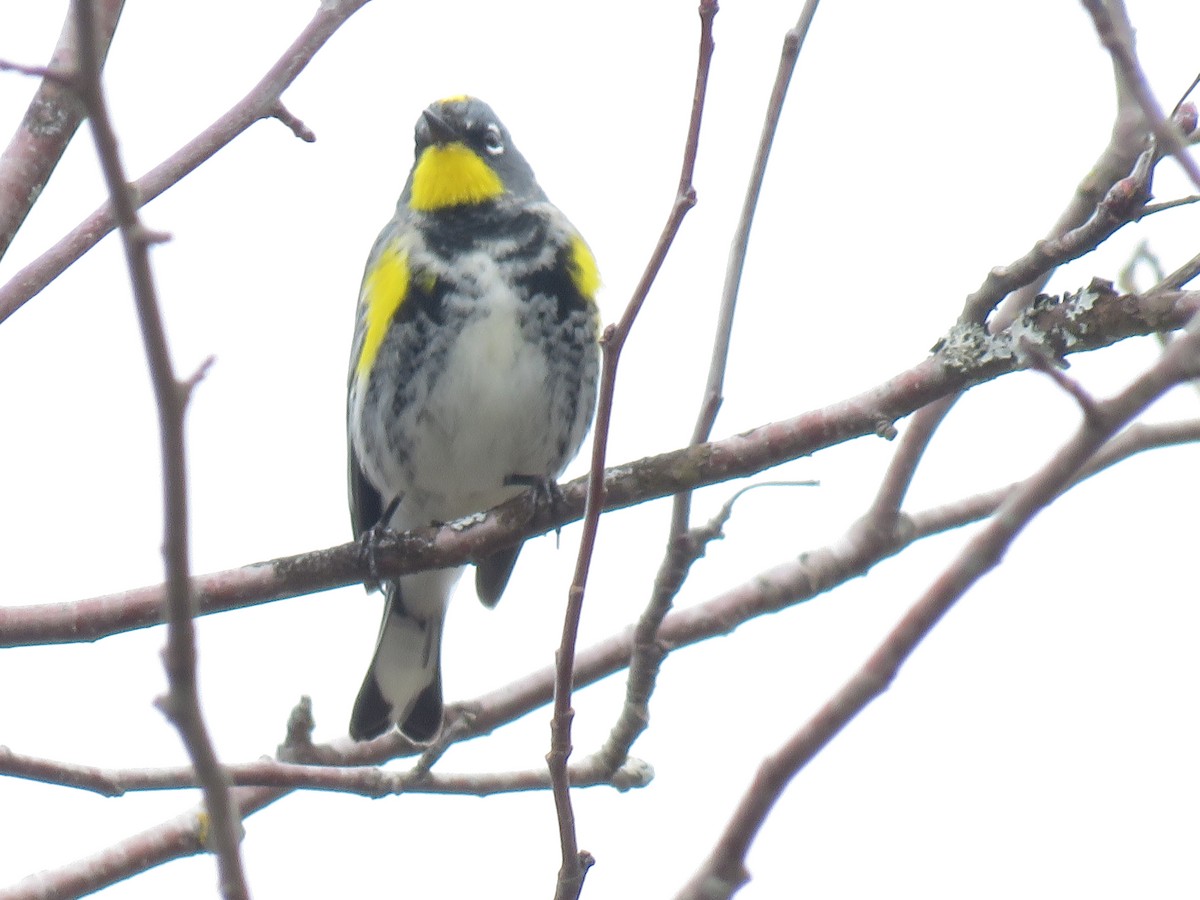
1154,248,1200,292
909,418,1200,536
1019,337,1101,419
899,36,1191,562
0,743,652,799
549,4,717,895
991,31,1150,330
862,395,957,528
267,101,315,143
0,60,65,80
862,43,1175,537
1080,0,1200,193
70,2,246,896
6,409,1197,899
0,283,1196,650
1135,192,1200,219
962,141,1156,326
0,0,123,260
674,308,1200,900
0,0,372,325
0,808,214,900
694,0,824,448
597,0,825,777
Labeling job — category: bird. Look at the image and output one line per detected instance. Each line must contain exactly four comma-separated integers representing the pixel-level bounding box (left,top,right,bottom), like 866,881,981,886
345,96,601,742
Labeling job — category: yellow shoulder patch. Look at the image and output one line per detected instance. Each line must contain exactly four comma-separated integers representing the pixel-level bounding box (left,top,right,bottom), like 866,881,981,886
410,144,504,211
355,246,409,380
567,234,600,301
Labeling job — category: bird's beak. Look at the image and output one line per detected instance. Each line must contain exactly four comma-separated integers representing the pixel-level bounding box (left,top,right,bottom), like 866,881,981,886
421,108,459,145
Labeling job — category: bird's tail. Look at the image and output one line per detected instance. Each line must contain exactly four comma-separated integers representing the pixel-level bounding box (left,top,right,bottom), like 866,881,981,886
350,571,458,742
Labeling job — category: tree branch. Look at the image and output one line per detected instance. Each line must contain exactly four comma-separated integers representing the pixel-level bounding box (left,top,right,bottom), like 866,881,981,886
0,0,124,261
673,308,1200,898
0,282,1195,650
70,2,245,897
991,25,1151,331
0,0,372,325
961,136,1159,326
549,4,717,896
1080,0,1200,193
4,408,1197,899
0,742,653,799
596,0,824,778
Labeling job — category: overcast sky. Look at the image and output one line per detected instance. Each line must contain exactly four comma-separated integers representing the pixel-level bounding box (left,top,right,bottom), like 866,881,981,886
1,2,1199,898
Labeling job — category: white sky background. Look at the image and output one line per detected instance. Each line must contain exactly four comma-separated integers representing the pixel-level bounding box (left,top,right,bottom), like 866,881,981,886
1,1,1199,897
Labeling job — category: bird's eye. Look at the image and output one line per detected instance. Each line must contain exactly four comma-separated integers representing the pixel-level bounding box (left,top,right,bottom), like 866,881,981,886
482,124,505,156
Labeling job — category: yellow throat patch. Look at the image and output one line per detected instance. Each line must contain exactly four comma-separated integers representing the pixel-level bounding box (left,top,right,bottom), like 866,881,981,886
410,143,504,211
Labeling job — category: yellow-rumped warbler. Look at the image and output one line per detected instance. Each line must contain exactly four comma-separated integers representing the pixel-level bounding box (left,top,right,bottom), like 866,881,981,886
346,96,601,742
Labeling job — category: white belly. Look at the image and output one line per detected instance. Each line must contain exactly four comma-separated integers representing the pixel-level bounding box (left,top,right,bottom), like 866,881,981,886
403,289,559,519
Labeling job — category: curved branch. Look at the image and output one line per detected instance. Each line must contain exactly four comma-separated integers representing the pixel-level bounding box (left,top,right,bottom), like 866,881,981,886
0,283,1196,649
673,307,1200,899
4,409,1197,900
1081,0,1200,193
70,2,246,896
549,4,717,895
596,0,825,778
0,0,372,325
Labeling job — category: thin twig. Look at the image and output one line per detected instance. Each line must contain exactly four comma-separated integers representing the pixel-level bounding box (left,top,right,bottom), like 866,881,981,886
267,101,315,142
1174,73,1200,118
548,5,717,896
693,0,823,449
908,418,1200,535
861,395,957,528
1,285,1197,650
865,46,1169,532
1152,248,1200,293
7,409,1197,900
596,0,824,776
1,413,1193,793
0,744,652,798
674,305,1200,899
0,60,59,79
0,0,372,325
1019,337,1101,419
961,138,1157,326
1080,0,1200,193
0,0,124,261
991,35,1149,330
69,2,247,897
1135,193,1200,219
